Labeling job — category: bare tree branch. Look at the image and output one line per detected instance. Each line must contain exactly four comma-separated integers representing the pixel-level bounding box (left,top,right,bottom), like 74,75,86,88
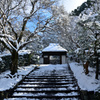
18,40,34,50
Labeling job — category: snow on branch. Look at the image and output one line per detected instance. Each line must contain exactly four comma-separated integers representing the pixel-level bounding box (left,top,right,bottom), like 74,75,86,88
18,40,34,51
0,34,14,39
0,38,12,50
8,0,23,11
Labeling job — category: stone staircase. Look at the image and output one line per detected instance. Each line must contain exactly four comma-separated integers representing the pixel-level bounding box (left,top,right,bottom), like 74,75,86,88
7,65,82,100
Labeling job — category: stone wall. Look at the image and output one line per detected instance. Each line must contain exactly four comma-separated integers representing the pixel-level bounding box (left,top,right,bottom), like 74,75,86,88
0,53,38,73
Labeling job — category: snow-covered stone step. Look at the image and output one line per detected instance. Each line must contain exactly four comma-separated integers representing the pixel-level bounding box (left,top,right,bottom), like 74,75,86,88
31,75,72,76
26,75,67,77
30,73,72,76
29,73,73,76
19,82,75,85
30,70,72,73
24,79,76,82
13,92,80,97
12,90,80,97
31,73,74,75
18,84,78,88
10,95,81,100
13,90,79,93
16,87,79,91
25,76,74,79
5,97,80,100
16,87,67,91
22,80,76,83
17,84,77,88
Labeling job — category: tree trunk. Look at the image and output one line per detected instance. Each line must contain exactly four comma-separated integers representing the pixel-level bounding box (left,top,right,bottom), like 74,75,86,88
10,50,18,75
95,55,99,79
83,61,89,75
94,33,99,79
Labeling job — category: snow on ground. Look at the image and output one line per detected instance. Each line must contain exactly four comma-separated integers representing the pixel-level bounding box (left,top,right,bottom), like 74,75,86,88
0,63,100,92
38,64,67,71
0,65,36,91
69,62,100,92
33,64,68,76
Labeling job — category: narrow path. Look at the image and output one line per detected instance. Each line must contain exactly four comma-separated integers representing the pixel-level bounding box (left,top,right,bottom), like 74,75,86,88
7,64,81,100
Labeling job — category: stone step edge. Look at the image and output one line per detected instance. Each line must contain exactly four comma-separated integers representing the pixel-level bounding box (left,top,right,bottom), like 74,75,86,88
14,90,79,93
17,85,77,88
10,95,81,98
24,79,76,81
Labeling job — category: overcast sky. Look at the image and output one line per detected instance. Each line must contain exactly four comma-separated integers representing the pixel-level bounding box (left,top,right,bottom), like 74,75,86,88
62,0,87,12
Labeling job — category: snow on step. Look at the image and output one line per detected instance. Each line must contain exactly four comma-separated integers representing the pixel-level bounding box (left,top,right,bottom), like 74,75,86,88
21,81,75,84
16,86,79,91
16,87,67,91
18,84,78,89
24,78,75,81
5,98,79,100
13,92,46,96
12,92,79,96
26,76,72,78
55,92,79,96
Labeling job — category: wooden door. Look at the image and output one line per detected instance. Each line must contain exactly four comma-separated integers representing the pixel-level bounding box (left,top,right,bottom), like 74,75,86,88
44,55,49,64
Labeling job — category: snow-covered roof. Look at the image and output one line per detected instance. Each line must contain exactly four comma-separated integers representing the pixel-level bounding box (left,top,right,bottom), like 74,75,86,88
42,43,67,52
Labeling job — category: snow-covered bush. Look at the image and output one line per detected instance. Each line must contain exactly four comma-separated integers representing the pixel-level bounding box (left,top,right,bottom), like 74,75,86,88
0,52,37,73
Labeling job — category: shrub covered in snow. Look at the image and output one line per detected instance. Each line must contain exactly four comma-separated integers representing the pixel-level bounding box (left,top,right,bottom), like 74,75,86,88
0,51,38,73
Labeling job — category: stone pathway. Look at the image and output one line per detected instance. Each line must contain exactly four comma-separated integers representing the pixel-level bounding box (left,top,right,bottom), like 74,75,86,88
7,64,81,100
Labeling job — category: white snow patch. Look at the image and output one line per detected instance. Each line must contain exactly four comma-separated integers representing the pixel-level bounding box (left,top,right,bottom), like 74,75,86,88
69,62,100,91
18,50,31,55
0,53,11,58
39,64,67,71
95,21,100,27
4,98,33,100
55,92,78,96
13,92,45,96
0,65,36,91
97,49,100,53
0,57,2,61
75,48,81,54
32,64,68,76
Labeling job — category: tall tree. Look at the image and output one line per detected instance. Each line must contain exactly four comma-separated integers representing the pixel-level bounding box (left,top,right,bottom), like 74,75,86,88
0,0,59,75
43,5,73,51
71,0,95,16
73,0,100,78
